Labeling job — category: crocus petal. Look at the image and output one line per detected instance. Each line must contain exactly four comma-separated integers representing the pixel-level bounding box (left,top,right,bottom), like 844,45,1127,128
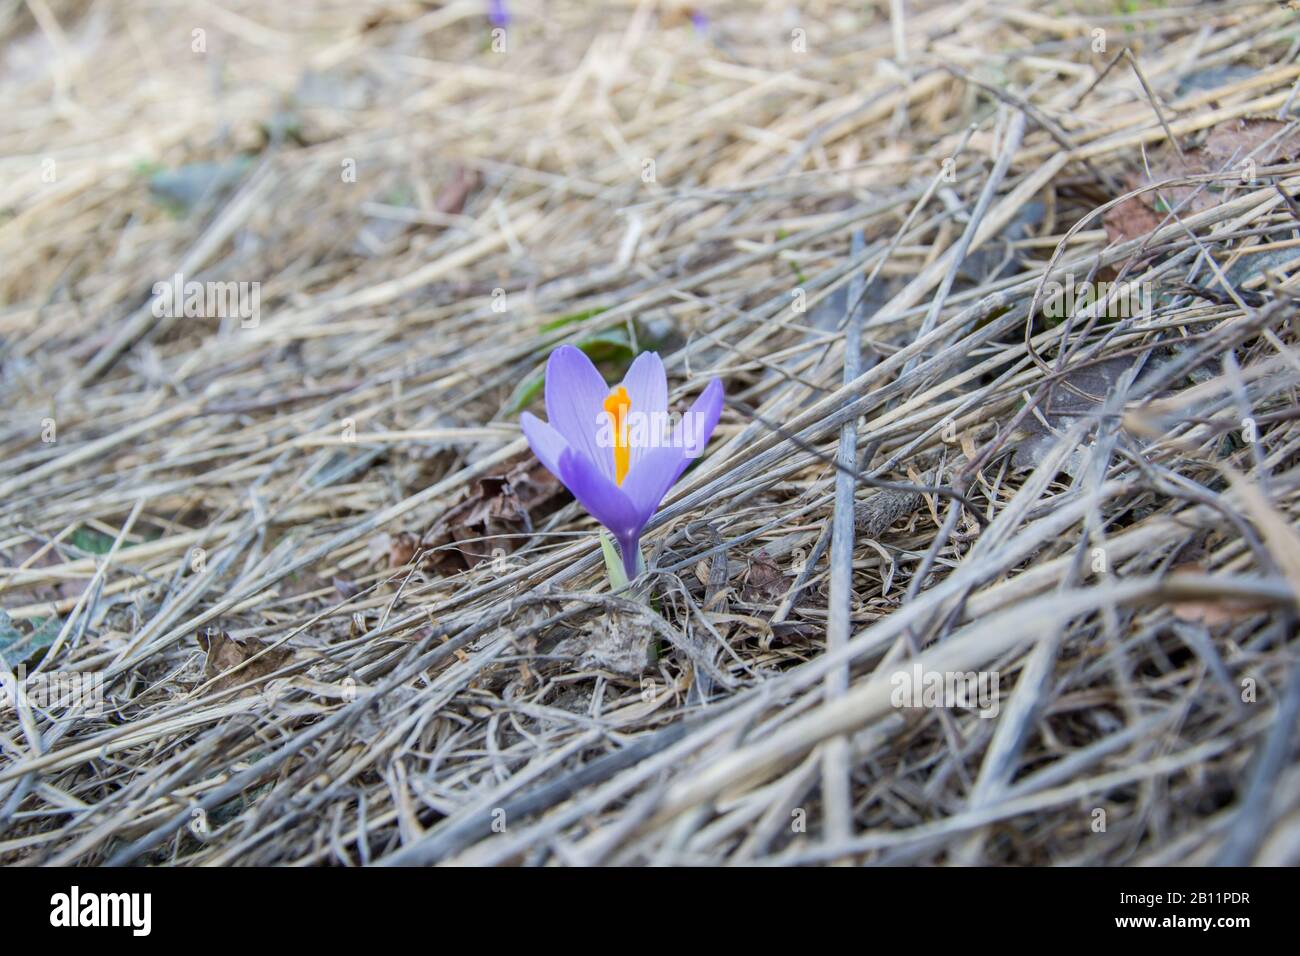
672,378,725,464
619,351,669,474
545,345,616,482
520,412,568,480
620,351,668,413
622,380,724,533
620,445,687,522
557,447,642,541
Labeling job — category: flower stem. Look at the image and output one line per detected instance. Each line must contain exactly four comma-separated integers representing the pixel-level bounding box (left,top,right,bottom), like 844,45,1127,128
619,536,643,582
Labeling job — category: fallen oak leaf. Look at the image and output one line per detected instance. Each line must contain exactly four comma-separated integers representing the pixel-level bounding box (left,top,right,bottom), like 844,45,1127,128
1103,191,1166,246
740,549,784,604
1201,117,1300,170
365,530,419,569
420,456,564,574
195,625,297,698
1104,116,1300,246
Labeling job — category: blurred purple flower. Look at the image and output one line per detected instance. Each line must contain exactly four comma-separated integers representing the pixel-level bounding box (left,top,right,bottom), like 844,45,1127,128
487,0,509,28
521,346,724,580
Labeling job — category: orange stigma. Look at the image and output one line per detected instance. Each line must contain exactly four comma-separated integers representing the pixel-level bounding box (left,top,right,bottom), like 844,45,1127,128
603,385,631,485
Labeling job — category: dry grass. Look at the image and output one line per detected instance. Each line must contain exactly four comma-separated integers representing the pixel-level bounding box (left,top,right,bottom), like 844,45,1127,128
2,0,1299,866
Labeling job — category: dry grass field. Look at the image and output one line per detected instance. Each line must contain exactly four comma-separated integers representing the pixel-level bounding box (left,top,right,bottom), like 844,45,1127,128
1,0,1299,866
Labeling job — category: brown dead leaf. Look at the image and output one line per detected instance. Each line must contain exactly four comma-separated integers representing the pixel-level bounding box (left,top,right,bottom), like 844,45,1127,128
0,539,92,611
388,531,419,568
1104,116,1300,246
1169,563,1272,628
420,456,564,574
435,165,480,216
740,549,784,604
366,531,419,569
196,625,297,696
332,576,361,599
1201,117,1300,170
1105,157,1219,248
1103,192,1167,246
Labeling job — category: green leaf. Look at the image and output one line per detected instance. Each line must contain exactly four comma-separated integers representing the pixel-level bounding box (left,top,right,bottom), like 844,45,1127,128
504,328,635,414
132,159,165,179
70,526,116,555
541,306,606,332
383,185,414,206
506,372,547,414
574,328,634,364
600,533,630,591
147,158,252,214
0,611,61,669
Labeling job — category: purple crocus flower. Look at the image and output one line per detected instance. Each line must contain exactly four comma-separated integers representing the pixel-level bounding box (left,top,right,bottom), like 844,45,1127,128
487,0,510,28
521,346,724,580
